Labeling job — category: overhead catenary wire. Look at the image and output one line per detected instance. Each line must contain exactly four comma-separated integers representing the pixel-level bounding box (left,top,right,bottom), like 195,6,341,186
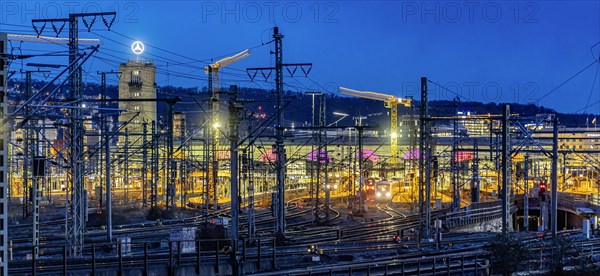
582,61,599,114
427,79,472,102
536,57,600,104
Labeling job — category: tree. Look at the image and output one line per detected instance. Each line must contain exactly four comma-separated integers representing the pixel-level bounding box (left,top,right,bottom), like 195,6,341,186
489,234,530,275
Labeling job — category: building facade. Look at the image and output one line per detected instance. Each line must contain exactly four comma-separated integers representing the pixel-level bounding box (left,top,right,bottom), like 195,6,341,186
118,60,157,141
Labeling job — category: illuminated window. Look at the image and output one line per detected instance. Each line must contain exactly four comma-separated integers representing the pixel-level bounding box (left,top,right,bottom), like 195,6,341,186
131,70,141,83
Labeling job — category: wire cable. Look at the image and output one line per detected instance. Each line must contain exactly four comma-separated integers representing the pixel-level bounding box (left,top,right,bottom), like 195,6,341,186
536,57,600,104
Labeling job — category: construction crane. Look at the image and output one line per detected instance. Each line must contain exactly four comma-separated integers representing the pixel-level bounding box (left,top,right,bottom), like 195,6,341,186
204,49,251,123
203,49,250,207
339,87,412,166
205,49,251,114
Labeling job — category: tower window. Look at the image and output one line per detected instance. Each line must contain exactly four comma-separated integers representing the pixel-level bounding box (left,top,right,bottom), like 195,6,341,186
129,70,142,86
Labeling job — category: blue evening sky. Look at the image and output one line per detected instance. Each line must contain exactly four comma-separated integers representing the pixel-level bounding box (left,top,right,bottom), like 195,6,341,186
1,1,599,114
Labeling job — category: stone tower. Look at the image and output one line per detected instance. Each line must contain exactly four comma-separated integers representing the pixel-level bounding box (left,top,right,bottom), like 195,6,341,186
118,60,157,141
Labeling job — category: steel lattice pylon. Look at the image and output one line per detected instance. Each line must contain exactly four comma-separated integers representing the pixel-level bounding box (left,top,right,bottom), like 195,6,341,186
246,27,312,243
32,11,116,257
66,14,85,256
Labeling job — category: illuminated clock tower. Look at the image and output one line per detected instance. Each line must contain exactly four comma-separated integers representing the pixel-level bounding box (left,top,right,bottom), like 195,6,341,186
118,41,157,144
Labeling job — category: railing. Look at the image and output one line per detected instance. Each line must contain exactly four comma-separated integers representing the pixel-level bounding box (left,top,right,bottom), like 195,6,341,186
253,251,490,276
444,200,516,228
516,192,600,214
8,238,276,275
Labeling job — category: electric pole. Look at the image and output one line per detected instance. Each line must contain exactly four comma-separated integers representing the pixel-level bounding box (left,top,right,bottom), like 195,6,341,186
419,77,431,240
97,70,119,241
246,147,256,241
246,27,312,243
471,139,480,203
0,32,9,275
524,154,529,231
124,129,129,203
142,121,148,207
357,126,365,213
551,116,559,237
179,115,187,208
151,121,158,208
273,26,286,242
166,101,176,210
204,116,211,220
451,97,460,209
501,105,510,236
319,94,330,221
228,85,242,275
32,11,116,256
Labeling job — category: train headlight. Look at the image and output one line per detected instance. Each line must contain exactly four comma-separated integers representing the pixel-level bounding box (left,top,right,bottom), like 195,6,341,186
376,192,382,197
386,192,391,198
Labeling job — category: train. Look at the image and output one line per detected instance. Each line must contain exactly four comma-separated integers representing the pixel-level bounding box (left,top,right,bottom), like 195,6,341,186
363,178,396,202
375,180,393,202
365,178,377,198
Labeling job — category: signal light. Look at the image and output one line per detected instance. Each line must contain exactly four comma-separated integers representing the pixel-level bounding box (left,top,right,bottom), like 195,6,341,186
539,183,547,202
209,220,215,225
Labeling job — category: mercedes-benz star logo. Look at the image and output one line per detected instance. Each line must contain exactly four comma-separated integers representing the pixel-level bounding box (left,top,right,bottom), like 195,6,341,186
131,41,144,55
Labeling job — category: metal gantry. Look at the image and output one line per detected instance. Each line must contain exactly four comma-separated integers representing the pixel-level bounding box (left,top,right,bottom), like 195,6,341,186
31,11,116,256
246,27,312,242
501,110,560,236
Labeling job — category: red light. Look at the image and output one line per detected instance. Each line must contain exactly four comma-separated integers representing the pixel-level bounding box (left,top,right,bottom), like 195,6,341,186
209,220,215,225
